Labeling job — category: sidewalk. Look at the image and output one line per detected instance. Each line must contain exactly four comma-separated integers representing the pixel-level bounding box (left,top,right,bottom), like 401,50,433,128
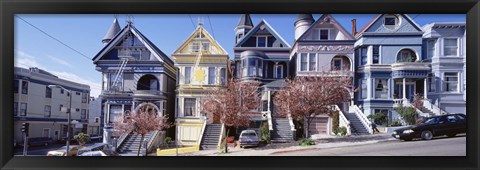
157,133,395,156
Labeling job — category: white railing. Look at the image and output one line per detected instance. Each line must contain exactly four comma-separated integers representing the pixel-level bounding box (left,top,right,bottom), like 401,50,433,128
334,105,351,136
217,123,225,149
423,99,447,116
197,119,208,146
266,111,273,131
116,130,131,149
146,130,162,154
287,113,296,131
352,105,373,134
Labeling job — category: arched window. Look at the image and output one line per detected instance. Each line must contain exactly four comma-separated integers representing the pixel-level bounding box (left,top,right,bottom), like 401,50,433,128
331,55,351,71
137,75,159,90
396,49,417,62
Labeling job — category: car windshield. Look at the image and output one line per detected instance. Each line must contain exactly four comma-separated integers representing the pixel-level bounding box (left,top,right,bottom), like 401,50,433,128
242,133,256,137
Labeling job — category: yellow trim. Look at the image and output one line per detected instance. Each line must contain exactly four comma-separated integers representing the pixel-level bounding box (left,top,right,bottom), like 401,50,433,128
156,145,200,156
177,123,203,127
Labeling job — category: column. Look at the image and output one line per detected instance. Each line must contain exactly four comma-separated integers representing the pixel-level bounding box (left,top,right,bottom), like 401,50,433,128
367,78,372,99
424,78,428,99
367,46,373,65
402,78,406,100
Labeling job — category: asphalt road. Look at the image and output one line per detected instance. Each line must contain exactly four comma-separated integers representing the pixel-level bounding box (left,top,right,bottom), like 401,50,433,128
274,135,466,156
14,140,101,156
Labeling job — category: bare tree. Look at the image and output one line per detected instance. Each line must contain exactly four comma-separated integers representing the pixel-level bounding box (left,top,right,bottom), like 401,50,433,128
113,105,171,156
201,76,261,153
273,71,352,138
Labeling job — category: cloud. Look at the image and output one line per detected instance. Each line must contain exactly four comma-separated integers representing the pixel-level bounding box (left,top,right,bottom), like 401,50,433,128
46,55,73,68
14,49,102,98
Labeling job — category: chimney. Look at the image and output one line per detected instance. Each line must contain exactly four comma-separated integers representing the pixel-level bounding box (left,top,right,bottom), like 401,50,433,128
351,19,357,36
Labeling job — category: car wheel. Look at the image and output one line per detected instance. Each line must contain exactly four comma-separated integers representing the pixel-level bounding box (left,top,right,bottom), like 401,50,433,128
421,130,433,140
447,133,456,138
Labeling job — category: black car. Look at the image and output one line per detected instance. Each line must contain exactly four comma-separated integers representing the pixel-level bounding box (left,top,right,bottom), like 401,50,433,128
392,114,466,141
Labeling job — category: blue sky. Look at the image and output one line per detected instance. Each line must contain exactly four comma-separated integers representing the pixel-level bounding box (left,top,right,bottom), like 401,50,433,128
14,14,466,98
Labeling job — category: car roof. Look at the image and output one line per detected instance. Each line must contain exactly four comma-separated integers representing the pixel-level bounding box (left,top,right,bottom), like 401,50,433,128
241,130,256,133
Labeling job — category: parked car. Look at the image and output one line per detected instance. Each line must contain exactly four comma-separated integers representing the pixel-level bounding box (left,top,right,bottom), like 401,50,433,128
78,150,119,156
239,130,259,148
47,145,83,156
20,137,54,147
392,114,466,141
89,134,103,141
77,143,115,156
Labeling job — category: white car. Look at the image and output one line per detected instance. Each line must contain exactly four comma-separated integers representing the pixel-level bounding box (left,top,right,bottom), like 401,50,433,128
239,130,260,148
78,150,108,156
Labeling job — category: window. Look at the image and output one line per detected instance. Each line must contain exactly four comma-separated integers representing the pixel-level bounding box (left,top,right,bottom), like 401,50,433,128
397,49,416,62
162,100,167,116
332,58,342,71
220,68,226,86
444,38,458,56
20,103,27,116
82,93,88,103
45,86,52,98
95,117,100,123
361,79,367,99
309,53,316,71
109,105,122,123
428,73,436,92
361,47,368,65
202,42,210,51
257,36,267,47
60,89,64,94
262,100,268,111
320,29,329,40
81,109,87,119
59,104,64,112
44,105,51,117
191,42,200,52
384,16,396,25
76,92,81,95
375,79,388,99
384,15,399,29
184,98,196,117
300,53,308,71
14,102,18,116
185,67,191,84
195,33,205,38
14,80,19,93
208,67,216,85
444,72,458,92
247,59,257,77
274,65,283,79
21,81,28,94
427,39,436,58
373,46,380,64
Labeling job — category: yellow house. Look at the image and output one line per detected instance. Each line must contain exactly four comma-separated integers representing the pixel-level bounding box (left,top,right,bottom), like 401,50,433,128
172,23,228,149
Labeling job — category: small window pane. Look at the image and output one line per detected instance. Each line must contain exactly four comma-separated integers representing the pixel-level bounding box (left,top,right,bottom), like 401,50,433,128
320,30,329,40
257,37,266,47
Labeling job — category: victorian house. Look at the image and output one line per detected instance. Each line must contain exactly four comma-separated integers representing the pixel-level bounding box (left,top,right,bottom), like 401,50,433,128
172,23,228,149
290,14,360,137
92,19,176,155
232,14,293,142
422,22,466,115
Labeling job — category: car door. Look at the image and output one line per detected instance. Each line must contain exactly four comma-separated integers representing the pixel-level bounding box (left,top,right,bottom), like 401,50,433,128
444,115,460,135
434,116,449,136
454,114,467,134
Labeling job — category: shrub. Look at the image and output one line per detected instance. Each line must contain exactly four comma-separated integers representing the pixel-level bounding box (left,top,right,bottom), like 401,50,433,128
395,106,417,125
338,126,347,136
390,120,402,127
260,122,270,144
73,133,90,146
332,127,339,135
299,138,315,146
367,112,386,125
332,111,339,133
164,137,172,144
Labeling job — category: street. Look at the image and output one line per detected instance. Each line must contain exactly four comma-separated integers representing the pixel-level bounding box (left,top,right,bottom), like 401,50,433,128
273,135,466,156
14,140,100,156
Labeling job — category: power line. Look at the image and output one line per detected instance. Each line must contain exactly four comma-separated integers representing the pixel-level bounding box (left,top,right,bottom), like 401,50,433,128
207,15,216,39
15,16,92,61
188,14,196,29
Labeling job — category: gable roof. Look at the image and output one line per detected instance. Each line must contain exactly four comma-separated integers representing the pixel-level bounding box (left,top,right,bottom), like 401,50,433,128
172,24,228,55
355,14,423,38
297,14,355,41
92,23,173,65
235,19,291,48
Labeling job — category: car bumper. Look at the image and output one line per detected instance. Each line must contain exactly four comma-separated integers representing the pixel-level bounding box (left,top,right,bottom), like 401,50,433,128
239,141,259,146
392,132,419,140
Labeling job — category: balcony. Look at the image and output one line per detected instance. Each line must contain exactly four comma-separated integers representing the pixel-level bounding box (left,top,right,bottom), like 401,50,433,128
132,90,164,98
391,62,429,79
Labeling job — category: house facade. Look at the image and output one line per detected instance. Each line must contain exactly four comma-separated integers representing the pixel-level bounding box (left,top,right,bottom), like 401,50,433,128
232,14,294,142
14,67,90,144
422,22,466,114
290,14,356,137
173,23,229,147
92,19,176,147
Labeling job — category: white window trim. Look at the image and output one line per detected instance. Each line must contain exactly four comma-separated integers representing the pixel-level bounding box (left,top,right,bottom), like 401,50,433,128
308,53,317,71
443,72,459,93
443,37,459,57
299,53,308,71
427,39,436,59
256,36,268,47
184,67,191,85
318,28,330,40
372,45,381,64
274,65,284,78
208,67,216,85
191,42,200,52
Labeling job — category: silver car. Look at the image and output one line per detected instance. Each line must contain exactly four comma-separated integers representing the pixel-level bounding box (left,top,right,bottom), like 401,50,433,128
239,130,259,148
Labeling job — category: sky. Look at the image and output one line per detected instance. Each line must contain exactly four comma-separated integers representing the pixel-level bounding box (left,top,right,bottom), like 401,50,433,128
14,14,466,98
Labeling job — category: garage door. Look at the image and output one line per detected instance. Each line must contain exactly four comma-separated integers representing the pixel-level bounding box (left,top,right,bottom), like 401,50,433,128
308,117,329,135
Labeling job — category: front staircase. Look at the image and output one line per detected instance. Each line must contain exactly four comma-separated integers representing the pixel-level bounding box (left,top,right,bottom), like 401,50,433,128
117,131,155,156
344,113,370,135
271,118,294,143
418,106,435,117
200,124,222,150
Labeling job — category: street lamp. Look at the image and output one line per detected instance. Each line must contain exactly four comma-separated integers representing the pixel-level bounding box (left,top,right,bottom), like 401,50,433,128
48,85,72,156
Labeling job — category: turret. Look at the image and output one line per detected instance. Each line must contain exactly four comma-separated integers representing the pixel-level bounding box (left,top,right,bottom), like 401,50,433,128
102,18,121,45
234,14,253,43
294,14,314,41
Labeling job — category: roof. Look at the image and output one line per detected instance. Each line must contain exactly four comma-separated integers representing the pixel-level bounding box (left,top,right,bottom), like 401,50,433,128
235,19,291,48
297,14,355,41
237,14,253,27
172,24,228,55
102,18,121,42
294,14,314,26
355,14,423,38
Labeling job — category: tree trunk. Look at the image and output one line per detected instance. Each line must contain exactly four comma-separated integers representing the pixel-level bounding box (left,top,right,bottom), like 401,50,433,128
224,126,230,153
137,134,144,156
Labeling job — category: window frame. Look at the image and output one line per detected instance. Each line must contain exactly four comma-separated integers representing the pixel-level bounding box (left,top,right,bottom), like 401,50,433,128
443,38,458,56
361,79,367,99
44,105,51,117
361,47,368,65
300,53,308,71
427,39,436,59
372,45,380,64
45,86,52,98
308,53,316,71
274,65,283,79
256,36,267,47
208,67,216,85
184,67,191,84
81,109,87,120
319,29,330,40
14,80,19,94
183,98,196,117
21,81,28,95
444,72,458,92
191,42,200,52
332,58,343,71
20,103,27,116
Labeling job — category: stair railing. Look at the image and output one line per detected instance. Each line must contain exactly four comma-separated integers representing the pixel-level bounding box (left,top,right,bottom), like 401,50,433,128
197,118,207,146
266,111,273,131
352,105,373,134
146,130,163,154
217,123,225,149
334,105,351,136
116,130,131,149
423,99,447,116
